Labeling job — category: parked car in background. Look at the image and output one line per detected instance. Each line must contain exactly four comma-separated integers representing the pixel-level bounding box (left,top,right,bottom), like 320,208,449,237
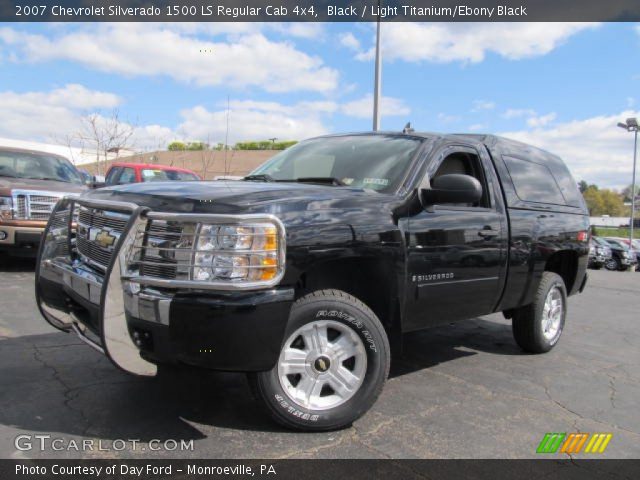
588,237,612,269
600,237,637,271
0,146,86,255
104,162,201,186
612,237,640,271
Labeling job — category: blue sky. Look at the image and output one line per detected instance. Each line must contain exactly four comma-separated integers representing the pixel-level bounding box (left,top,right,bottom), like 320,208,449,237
0,22,639,188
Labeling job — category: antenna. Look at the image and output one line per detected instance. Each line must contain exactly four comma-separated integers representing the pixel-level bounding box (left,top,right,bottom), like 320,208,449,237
403,122,414,134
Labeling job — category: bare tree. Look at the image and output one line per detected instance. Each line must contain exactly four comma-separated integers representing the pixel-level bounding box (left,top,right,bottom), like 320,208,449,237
199,135,217,179
75,110,136,175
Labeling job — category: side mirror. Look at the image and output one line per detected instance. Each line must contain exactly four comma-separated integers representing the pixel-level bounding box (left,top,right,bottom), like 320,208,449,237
420,174,482,206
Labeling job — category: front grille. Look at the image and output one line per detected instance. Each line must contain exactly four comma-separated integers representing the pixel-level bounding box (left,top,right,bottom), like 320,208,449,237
135,220,189,279
12,190,66,220
75,206,130,270
49,209,71,256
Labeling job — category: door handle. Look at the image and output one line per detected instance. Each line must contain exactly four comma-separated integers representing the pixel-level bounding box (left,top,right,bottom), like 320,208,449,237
478,229,498,238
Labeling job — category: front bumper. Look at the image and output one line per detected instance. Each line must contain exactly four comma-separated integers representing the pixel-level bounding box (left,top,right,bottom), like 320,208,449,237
0,224,45,254
588,254,606,266
620,256,636,266
36,198,294,376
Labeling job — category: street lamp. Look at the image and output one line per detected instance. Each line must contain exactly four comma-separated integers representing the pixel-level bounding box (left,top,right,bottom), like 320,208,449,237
617,117,639,250
372,0,382,131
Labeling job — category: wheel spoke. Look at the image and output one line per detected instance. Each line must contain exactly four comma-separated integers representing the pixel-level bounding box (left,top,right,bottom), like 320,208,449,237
296,375,324,407
301,324,328,353
280,348,307,374
328,366,360,398
330,334,356,361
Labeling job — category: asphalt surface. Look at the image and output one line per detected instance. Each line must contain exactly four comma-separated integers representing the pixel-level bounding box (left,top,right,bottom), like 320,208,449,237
1,255,638,459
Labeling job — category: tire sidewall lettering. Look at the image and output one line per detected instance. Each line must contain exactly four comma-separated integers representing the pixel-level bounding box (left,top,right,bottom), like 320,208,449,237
315,309,378,352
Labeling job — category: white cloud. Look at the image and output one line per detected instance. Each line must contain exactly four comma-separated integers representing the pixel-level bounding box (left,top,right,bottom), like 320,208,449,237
0,24,338,93
341,94,410,119
0,83,339,148
339,32,361,51
273,23,324,40
502,108,537,119
471,100,495,112
468,123,487,132
0,84,121,142
526,112,557,128
501,110,640,189
502,108,557,127
356,23,598,63
176,104,328,144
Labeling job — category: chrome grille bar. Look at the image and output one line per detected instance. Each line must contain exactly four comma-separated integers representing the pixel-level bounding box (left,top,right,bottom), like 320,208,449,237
11,189,67,220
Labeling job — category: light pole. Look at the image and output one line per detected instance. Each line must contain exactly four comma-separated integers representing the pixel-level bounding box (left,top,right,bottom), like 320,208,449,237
617,117,638,249
372,1,382,131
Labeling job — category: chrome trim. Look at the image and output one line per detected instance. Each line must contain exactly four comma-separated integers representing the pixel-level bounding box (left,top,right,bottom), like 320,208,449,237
72,323,105,354
102,210,157,376
11,189,74,220
66,197,139,213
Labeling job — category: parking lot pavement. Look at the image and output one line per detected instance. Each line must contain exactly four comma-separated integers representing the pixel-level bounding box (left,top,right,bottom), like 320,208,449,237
1,255,638,459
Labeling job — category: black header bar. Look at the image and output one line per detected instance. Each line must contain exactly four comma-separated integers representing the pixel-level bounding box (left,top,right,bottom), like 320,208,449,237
4,0,640,22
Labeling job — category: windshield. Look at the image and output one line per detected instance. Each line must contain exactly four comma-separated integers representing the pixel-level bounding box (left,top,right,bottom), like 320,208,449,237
0,149,83,184
249,135,423,193
605,239,624,249
141,169,199,182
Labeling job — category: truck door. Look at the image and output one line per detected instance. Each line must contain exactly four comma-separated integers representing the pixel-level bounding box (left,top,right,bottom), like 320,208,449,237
405,143,508,331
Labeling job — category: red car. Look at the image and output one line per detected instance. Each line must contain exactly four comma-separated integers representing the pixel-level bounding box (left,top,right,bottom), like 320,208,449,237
104,162,201,186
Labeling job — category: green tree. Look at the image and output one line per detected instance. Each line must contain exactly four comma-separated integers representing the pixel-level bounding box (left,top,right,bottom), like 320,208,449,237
578,180,588,193
168,141,187,151
583,187,604,215
235,140,297,150
187,142,207,151
599,189,625,216
621,184,640,202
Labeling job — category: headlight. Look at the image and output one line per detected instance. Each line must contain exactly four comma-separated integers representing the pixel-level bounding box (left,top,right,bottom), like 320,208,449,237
622,251,629,258
193,223,279,282
0,196,12,221
128,213,285,290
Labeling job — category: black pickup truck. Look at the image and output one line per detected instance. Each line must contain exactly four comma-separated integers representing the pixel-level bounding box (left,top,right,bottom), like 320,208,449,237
35,132,589,431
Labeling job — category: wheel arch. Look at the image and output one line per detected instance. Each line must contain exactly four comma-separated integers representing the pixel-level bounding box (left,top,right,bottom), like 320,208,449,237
544,250,579,295
293,256,403,344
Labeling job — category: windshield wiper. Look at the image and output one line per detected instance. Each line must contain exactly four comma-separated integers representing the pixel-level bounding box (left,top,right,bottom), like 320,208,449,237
0,173,18,178
243,174,345,186
295,177,346,186
25,176,71,183
243,174,276,182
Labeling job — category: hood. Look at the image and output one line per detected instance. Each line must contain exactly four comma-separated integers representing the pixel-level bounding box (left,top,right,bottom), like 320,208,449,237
83,180,401,223
0,176,87,196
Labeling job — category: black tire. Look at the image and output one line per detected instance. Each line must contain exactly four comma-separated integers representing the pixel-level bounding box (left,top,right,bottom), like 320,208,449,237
605,257,620,271
512,272,567,354
249,289,390,431
592,264,602,270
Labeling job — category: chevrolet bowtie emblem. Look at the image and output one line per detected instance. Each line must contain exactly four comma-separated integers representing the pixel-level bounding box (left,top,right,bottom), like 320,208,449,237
95,230,116,248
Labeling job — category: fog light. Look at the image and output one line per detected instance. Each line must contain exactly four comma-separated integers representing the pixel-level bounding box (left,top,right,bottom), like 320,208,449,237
0,230,7,240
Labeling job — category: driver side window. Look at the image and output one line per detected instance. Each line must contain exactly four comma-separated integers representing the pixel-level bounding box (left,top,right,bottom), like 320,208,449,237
432,150,490,208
